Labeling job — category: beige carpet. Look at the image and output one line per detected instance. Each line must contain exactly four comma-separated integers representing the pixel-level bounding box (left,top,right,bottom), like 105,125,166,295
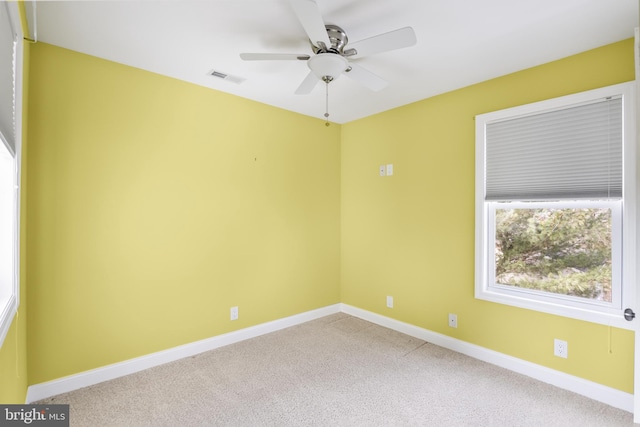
38,313,634,426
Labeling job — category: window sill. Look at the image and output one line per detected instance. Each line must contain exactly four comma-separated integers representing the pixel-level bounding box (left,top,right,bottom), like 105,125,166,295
476,287,634,330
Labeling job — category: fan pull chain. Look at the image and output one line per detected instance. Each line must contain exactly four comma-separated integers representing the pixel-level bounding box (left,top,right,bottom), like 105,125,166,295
324,80,330,127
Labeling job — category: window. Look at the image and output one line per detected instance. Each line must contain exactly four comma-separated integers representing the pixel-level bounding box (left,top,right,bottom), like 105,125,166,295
0,1,22,348
475,82,636,328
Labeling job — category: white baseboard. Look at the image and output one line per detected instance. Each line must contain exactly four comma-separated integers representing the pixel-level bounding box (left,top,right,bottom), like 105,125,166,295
25,304,341,403
26,302,633,414
340,303,633,413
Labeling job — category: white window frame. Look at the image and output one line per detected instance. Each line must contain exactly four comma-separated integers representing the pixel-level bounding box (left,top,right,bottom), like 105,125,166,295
475,82,636,330
0,1,23,348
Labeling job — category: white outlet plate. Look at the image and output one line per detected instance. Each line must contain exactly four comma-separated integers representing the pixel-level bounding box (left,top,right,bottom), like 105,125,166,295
386,296,393,308
379,165,386,176
386,164,393,176
448,313,458,328
230,306,238,321
554,339,568,358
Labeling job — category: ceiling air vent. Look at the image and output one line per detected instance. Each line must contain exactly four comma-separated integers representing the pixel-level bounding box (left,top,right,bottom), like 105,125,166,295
208,69,245,84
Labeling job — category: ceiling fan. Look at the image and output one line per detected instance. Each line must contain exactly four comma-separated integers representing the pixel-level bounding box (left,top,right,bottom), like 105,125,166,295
239,0,417,95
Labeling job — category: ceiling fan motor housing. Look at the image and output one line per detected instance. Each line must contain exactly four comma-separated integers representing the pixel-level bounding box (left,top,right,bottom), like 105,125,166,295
311,24,348,54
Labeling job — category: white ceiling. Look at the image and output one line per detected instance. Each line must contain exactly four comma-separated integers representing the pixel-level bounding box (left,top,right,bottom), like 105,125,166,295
33,0,638,124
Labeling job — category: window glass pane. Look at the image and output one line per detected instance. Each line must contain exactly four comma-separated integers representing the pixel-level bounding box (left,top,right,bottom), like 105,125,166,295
494,208,612,302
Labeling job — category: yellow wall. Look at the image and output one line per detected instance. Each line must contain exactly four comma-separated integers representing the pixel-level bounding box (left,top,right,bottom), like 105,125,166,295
341,38,635,393
0,316,27,403
0,39,30,403
26,43,341,384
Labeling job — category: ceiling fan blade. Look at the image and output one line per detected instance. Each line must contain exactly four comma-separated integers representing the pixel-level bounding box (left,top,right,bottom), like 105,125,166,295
289,0,331,48
348,27,417,58
295,71,320,95
345,63,388,91
240,53,310,61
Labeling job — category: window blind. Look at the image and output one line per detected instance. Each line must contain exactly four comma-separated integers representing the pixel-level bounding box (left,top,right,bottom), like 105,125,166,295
0,2,16,155
485,97,622,201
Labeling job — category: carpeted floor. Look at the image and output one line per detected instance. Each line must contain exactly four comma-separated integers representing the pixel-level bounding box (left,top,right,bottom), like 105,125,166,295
38,313,634,426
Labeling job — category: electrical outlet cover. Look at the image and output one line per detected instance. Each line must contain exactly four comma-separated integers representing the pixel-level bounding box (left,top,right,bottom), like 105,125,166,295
448,313,458,328
554,339,568,358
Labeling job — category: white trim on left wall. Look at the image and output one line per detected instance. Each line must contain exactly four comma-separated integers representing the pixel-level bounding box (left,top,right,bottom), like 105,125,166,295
25,305,342,403
26,303,634,414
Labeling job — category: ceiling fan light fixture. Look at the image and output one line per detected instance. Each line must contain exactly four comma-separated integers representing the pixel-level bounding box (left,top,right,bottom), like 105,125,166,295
307,53,348,81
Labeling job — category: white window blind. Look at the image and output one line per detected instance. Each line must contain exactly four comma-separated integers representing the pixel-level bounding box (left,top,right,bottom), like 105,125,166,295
0,1,17,155
485,97,623,201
